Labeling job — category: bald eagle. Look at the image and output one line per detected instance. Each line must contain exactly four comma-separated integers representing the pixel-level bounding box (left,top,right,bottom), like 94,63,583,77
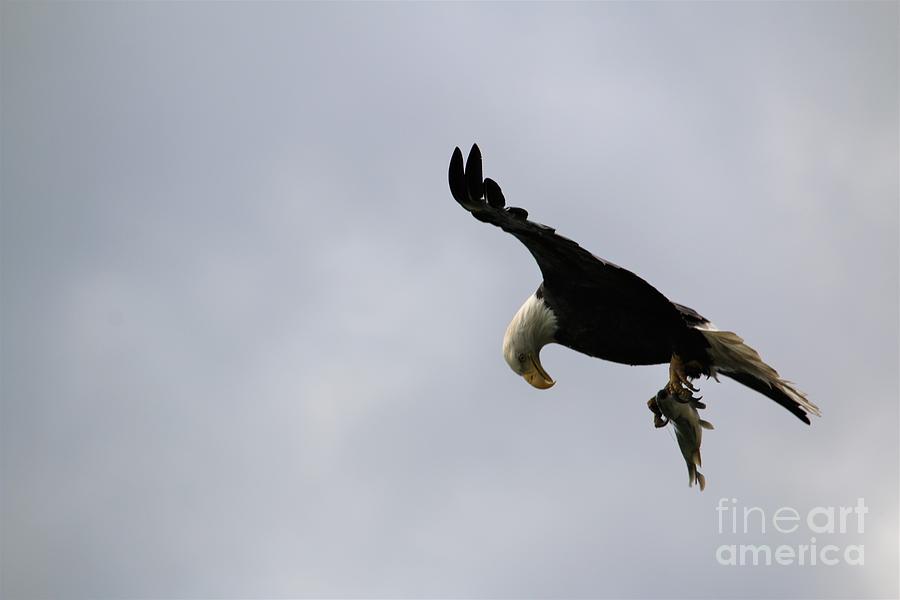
448,144,820,425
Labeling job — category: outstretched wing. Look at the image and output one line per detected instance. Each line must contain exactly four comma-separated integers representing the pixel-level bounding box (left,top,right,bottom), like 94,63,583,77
448,144,679,315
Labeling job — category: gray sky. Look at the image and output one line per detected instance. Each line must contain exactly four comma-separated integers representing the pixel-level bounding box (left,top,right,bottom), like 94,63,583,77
1,2,897,598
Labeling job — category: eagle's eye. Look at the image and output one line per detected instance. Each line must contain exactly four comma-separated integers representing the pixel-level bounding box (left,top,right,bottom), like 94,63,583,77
517,353,526,363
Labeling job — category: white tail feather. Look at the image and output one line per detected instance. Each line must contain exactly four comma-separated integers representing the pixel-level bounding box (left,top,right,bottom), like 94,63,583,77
698,326,821,418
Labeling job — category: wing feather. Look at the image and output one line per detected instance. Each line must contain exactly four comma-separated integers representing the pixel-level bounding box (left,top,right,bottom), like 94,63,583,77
448,144,680,314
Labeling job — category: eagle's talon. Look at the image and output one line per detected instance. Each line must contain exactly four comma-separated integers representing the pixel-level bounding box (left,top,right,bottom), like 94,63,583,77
668,353,700,399
664,381,682,396
676,389,695,403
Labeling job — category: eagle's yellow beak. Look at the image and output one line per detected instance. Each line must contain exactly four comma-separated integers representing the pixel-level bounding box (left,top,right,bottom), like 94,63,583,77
523,352,555,389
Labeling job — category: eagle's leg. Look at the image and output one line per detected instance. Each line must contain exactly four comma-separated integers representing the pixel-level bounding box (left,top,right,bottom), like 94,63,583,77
667,353,699,398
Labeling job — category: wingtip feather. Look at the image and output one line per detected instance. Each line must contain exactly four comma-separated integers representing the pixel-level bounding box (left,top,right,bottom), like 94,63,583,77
484,177,505,208
448,146,467,204
465,143,484,202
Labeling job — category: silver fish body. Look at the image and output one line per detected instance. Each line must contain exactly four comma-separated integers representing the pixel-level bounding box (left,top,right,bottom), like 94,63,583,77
648,388,714,491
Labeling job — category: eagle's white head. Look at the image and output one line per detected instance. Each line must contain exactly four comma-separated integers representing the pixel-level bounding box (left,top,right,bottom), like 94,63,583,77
502,291,558,389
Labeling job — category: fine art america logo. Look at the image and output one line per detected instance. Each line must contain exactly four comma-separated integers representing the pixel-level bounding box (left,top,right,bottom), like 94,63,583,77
715,498,867,567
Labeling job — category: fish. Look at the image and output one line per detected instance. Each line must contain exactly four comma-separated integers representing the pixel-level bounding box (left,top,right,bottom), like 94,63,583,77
648,388,714,491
